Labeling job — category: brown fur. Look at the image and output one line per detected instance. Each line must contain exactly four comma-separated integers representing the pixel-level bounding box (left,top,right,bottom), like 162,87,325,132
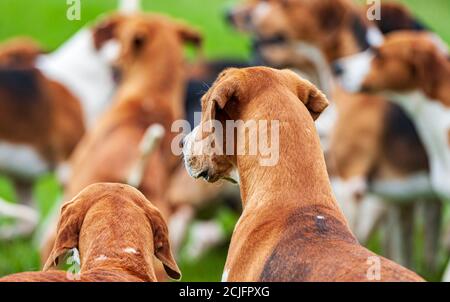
0,67,84,170
362,32,450,107
329,88,428,182
41,13,202,268
229,0,368,62
375,2,426,34
185,67,423,281
65,12,201,205
0,183,180,282
231,0,431,185
0,37,43,68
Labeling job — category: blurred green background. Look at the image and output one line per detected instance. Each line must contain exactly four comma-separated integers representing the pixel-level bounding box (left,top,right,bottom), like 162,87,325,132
0,0,449,281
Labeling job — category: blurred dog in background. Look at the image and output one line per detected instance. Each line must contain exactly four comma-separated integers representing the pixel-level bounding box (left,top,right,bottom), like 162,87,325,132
40,13,202,280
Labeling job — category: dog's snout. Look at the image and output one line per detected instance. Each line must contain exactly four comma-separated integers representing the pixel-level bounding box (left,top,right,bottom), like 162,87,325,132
360,85,373,94
332,62,344,76
198,170,209,180
111,65,122,84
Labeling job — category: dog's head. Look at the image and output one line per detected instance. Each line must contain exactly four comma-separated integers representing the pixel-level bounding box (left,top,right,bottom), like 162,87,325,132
92,13,202,82
227,0,376,62
0,38,43,68
336,31,449,100
182,67,328,183
43,183,181,281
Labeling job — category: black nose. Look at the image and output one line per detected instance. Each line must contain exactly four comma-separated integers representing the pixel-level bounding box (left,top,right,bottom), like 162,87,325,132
332,62,344,76
111,66,122,83
198,170,209,180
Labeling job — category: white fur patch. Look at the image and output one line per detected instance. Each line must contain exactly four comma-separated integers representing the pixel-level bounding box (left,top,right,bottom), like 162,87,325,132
0,197,39,240
331,176,367,229
37,29,116,128
169,206,194,252
56,162,72,185
252,2,271,23
366,27,384,47
183,126,202,178
70,248,81,266
335,49,374,93
98,40,121,64
123,247,138,254
185,221,225,259
0,141,49,179
371,172,434,201
128,124,166,188
95,255,108,261
119,0,141,14
228,168,240,185
222,269,230,282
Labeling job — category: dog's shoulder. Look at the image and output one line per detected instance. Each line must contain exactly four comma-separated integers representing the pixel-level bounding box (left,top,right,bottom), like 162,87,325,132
259,205,357,282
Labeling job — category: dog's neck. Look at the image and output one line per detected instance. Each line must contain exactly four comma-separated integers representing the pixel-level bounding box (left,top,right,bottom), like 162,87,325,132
234,90,341,215
36,29,116,128
385,90,450,200
116,54,186,120
79,203,157,281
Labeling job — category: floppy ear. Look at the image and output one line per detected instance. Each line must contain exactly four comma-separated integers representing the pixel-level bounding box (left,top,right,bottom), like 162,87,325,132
413,46,443,98
143,203,181,280
293,74,329,120
42,200,83,271
203,74,238,123
317,0,349,32
92,14,124,50
176,23,203,49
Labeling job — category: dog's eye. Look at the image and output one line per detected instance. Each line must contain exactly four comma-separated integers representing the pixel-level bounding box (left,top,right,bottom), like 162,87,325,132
132,34,147,52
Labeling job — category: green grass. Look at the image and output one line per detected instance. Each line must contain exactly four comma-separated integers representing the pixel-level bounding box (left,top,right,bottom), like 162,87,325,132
0,0,251,59
0,0,449,281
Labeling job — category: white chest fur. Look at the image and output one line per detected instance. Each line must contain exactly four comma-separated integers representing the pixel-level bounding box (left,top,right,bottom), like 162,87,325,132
36,29,118,128
387,90,450,200
0,141,50,179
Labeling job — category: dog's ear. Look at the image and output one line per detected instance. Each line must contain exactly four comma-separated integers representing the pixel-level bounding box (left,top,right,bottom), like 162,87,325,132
42,200,83,271
92,14,125,50
143,202,181,281
317,0,349,32
412,44,444,98
176,23,203,49
204,71,239,122
286,71,329,120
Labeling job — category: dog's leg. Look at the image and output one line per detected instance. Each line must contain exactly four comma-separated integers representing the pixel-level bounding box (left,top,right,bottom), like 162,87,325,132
0,197,39,239
384,202,415,268
127,124,165,188
169,205,195,255
423,198,442,274
354,195,387,244
183,220,226,260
